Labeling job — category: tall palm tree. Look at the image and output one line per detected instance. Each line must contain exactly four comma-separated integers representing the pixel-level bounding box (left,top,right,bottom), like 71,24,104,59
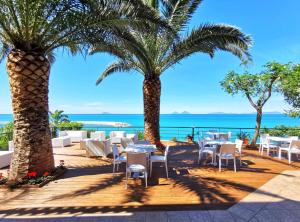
92,0,252,145
0,0,167,181
49,110,70,125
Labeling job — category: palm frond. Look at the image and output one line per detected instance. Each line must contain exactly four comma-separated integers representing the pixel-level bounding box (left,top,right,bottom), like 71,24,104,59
96,60,137,85
162,24,252,70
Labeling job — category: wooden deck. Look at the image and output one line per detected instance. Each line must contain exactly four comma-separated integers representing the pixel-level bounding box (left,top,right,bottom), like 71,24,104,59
0,142,300,215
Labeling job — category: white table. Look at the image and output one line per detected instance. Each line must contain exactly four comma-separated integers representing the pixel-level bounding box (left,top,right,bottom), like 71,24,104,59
124,144,157,153
268,136,294,142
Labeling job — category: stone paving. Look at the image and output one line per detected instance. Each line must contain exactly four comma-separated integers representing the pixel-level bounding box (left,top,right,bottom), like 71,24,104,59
0,170,300,222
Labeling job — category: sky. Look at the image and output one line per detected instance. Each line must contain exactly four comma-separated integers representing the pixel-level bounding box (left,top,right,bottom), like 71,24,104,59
0,0,300,114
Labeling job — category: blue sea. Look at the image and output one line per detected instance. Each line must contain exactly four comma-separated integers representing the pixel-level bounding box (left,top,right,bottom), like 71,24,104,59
1,114,299,140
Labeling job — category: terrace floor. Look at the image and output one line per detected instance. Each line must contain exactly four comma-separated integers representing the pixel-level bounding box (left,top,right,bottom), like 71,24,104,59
0,143,300,221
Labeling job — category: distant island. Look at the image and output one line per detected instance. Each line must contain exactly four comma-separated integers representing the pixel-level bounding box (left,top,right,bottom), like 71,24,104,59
172,111,191,114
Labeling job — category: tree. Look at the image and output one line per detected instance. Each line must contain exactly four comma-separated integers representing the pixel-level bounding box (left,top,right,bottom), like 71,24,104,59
220,62,286,146
49,110,70,126
0,0,167,181
91,0,252,145
278,63,300,117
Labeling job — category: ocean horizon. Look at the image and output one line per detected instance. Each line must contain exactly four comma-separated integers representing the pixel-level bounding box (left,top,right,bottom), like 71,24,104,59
1,113,299,128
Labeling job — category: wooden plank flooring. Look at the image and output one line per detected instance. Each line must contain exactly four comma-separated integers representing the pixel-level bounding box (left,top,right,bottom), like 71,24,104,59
0,142,299,214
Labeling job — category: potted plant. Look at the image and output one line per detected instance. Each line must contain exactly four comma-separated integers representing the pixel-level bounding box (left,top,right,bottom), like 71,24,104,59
236,131,250,145
186,135,194,143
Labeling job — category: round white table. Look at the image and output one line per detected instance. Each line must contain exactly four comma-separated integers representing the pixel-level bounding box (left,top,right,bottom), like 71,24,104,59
124,144,157,153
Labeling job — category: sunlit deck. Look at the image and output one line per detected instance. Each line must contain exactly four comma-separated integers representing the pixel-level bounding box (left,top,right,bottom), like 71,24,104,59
0,142,300,217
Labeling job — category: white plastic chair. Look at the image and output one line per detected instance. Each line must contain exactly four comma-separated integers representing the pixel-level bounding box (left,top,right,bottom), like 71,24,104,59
150,145,169,178
235,139,243,165
217,144,237,172
278,140,300,164
198,140,216,164
126,152,148,188
112,144,126,173
260,135,278,155
259,134,269,153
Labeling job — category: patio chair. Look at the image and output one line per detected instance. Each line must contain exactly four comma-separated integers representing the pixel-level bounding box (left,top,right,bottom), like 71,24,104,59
198,140,216,165
259,134,269,154
217,144,237,172
126,152,148,189
219,132,231,141
150,145,170,178
112,144,126,173
278,140,300,164
120,138,134,151
260,136,278,156
235,139,243,165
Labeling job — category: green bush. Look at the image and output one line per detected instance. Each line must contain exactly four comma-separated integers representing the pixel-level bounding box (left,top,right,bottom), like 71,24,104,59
261,125,300,137
171,137,177,142
56,122,83,131
137,131,144,140
0,122,14,150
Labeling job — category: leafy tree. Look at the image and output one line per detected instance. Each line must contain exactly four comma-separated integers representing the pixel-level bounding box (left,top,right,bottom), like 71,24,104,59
0,0,168,181
278,63,300,117
220,62,286,145
91,0,252,144
49,110,70,125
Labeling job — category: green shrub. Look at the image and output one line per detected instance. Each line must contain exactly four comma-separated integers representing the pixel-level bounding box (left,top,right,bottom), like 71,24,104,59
56,122,83,131
137,131,144,140
171,137,177,142
0,122,14,150
261,125,300,137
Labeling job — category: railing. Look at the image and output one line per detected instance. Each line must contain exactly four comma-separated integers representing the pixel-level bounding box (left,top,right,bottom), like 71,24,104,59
79,126,260,141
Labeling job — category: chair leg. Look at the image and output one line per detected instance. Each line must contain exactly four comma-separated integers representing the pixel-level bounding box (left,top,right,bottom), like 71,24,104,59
239,155,242,166
113,161,115,173
117,163,119,172
198,151,201,164
165,161,168,178
219,157,221,172
288,152,291,164
145,172,148,188
125,169,128,189
279,149,282,159
150,161,152,177
234,158,237,172
226,159,228,166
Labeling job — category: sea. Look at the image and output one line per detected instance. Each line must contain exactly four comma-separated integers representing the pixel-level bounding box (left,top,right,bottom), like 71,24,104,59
1,114,299,140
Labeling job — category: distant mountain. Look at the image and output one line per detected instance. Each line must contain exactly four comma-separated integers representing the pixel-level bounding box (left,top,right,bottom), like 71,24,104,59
172,111,191,114
263,111,282,114
101,112,110,114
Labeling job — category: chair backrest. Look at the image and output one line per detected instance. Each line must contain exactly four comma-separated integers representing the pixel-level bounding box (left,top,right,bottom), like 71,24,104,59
112,144,119,159
235,139,243,153
260,134,269,146
198,140,204,151
289,140,300,150
164,145,170,158
219,144,236,155
289,136,298,140
219,133,229,141
126,152,147,169
228,132,232,139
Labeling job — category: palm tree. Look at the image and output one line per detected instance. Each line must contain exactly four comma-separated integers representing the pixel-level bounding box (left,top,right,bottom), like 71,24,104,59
92,0,252,145
49,110,70,125
0,0,167,181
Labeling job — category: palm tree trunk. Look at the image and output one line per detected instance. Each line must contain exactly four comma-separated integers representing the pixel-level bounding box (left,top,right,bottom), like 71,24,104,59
143,77,161,144
7,49,54,181
251,108,262,146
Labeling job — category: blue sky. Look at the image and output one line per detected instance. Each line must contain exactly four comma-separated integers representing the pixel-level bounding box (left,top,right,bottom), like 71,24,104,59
0,0,300,114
